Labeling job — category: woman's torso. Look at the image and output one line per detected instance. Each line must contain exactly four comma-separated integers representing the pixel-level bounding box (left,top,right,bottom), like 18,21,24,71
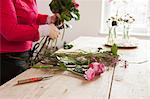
0,0,38,53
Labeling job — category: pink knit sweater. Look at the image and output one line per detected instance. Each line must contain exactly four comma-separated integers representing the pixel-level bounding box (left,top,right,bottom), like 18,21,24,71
0,0,48,53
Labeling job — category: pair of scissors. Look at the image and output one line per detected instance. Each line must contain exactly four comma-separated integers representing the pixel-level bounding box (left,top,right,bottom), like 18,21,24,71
32,36,52,64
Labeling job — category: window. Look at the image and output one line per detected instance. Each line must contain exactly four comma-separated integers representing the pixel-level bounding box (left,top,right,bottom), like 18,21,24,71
101,0,150,35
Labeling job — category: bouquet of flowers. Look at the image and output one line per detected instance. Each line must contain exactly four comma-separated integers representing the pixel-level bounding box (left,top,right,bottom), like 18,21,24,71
49,0,80,27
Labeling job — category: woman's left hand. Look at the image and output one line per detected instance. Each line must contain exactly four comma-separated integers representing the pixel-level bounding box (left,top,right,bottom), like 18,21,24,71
48,24,60,40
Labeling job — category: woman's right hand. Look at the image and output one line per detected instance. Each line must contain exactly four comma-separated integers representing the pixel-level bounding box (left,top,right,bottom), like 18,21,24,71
46,13,60,25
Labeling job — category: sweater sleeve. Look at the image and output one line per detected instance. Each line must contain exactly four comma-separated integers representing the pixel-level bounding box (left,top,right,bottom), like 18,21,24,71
0,0,39,42
36,14,48,25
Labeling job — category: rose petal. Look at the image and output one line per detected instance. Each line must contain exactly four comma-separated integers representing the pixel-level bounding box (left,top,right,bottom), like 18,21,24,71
89,62,105,75
84,68,95,80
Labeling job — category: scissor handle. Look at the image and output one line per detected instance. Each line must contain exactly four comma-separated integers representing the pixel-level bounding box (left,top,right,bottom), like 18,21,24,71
17,77,43,85
32,43,40,52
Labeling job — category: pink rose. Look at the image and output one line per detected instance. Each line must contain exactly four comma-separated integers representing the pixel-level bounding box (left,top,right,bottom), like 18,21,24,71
84,68,95,80
89,62,105,75
98,63,105,74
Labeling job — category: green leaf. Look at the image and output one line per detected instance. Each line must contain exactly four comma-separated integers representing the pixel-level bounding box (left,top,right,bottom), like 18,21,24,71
59,62,67,71
60,11,72,21
111,44,118,56
73,66,84,74
71,8,80,20
66,0,72,9
49,0,80,26
63,41,73,49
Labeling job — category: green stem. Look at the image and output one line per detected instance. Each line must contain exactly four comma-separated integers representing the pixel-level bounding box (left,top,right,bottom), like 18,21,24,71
113,26,117,38
67,69,84,76
108,27,114,44
61,23,65,40
108,27,112,39
123,25,126,39
126,25,129,39
32,65,51,69
52,65,84,77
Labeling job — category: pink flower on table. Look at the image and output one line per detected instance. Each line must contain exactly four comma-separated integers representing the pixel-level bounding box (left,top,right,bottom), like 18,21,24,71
84,68,95,81
98,63,105,74
89,62,105,75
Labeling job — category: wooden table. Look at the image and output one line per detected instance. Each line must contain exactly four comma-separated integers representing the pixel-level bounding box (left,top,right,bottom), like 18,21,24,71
0,36,150,99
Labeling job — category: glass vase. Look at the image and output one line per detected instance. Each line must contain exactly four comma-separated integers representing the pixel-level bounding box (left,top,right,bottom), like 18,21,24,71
107,26,117,45
123,25,130,40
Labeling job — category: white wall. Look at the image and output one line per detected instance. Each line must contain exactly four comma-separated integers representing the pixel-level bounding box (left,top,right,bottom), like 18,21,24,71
37,0,103,47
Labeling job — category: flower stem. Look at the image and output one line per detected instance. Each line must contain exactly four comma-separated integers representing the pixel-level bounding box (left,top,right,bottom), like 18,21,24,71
67,69,84,76
113,26,117,38
52,65,84,77
61,23,65,40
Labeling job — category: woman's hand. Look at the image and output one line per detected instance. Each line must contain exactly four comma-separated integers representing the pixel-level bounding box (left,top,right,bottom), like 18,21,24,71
38,24,60,40
48,24,60,40
46,14,60,24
